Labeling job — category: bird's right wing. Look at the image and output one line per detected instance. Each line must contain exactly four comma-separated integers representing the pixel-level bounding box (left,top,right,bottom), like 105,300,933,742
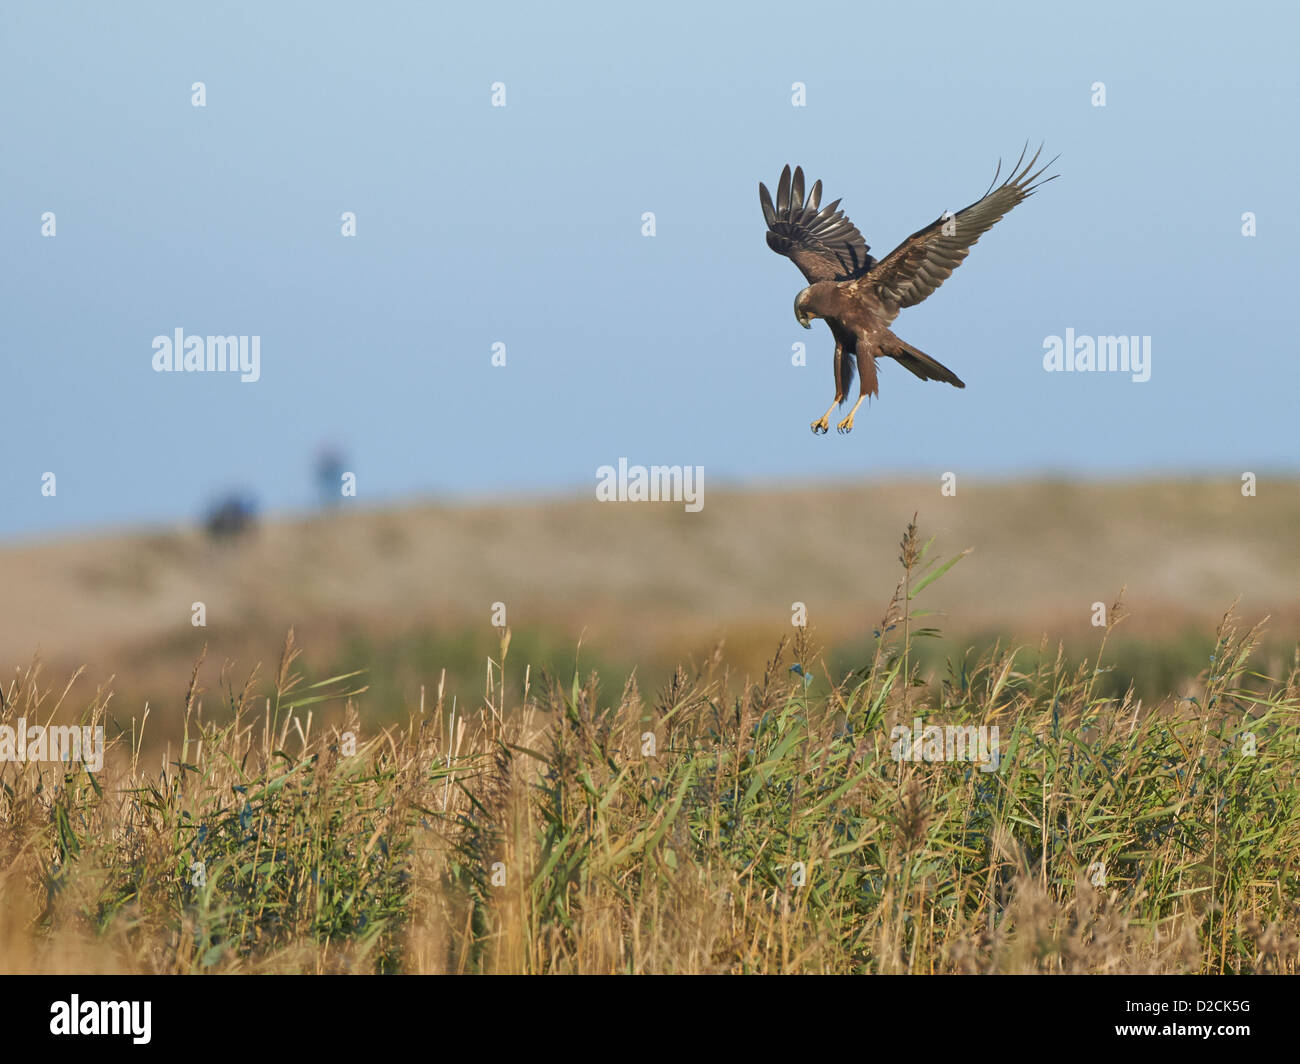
861,144,1058,315
759,165,875,284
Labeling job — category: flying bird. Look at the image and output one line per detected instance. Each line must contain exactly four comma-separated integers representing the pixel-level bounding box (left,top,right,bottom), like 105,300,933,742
759,145,1057,434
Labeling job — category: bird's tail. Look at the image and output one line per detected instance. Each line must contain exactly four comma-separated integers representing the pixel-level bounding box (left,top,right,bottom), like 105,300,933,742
887,337,965,389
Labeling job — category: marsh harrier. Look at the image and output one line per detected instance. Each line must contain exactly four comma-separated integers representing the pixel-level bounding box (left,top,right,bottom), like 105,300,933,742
760,145,1057,433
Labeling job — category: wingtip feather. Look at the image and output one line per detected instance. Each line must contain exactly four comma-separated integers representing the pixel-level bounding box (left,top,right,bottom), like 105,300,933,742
758,181,776,226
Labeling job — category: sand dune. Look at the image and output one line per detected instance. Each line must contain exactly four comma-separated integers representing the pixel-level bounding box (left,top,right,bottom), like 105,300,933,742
3,478,1296,700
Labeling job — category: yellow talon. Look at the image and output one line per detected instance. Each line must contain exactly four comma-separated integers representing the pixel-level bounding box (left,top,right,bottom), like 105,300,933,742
812,398,841,435
836,395,867,434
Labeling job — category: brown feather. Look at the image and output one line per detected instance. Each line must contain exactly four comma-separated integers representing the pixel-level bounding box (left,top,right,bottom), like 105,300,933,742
760,147,1055,424
759,165,875,284
861,143,1059,321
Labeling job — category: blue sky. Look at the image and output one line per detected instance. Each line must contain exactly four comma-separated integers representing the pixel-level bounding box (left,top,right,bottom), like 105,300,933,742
2,0,1296,540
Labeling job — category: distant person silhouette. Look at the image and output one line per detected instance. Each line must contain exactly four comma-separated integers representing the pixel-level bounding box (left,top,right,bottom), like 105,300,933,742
315,446,346,507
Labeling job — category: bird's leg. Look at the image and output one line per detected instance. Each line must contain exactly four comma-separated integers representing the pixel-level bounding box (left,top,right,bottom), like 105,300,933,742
810,397,841,435
836,394,867,434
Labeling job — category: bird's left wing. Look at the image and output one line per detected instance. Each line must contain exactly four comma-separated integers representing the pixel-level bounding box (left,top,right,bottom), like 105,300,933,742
861,144,1058,315
760,165,875,283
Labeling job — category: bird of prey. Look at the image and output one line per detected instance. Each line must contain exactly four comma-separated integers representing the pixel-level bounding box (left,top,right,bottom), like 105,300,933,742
759,145,1057,434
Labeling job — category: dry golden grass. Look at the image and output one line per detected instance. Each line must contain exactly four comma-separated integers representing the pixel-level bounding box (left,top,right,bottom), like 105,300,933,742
5,478,1299,725
2,518,1297,974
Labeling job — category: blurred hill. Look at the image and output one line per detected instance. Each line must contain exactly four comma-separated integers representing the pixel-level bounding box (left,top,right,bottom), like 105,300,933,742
4,477,1298,725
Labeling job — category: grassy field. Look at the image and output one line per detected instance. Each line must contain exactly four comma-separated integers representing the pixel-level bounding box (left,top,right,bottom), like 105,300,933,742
5,476,1299,747
2,517,1297,974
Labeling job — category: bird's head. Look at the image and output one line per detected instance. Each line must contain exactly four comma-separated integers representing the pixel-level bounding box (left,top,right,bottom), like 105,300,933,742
794,288,816,329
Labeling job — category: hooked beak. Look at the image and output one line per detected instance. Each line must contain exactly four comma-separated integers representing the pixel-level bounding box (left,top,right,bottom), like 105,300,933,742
797,313,812,329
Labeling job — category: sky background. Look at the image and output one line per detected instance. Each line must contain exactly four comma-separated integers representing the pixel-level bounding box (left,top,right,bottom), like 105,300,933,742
2,0,1297,541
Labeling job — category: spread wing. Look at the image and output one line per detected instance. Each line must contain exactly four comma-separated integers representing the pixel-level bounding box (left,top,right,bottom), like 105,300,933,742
759,165,875,283
863,144,1058,315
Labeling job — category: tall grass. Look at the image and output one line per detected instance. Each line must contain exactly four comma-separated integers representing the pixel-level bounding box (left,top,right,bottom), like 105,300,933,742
2,518,1297,973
